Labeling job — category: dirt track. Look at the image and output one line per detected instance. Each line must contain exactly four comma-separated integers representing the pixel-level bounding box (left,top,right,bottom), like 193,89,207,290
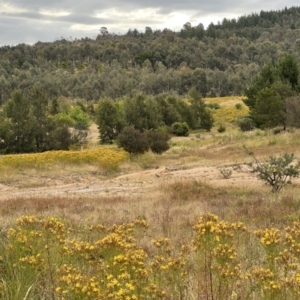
0,163,258,199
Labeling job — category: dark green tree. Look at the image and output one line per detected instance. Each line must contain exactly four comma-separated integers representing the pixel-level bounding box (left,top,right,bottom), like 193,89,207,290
123,95,162,131
244,56,300,129
147,130,171,154
47,124,73,150
3,90,35,153
155,95,181,126
167,96,195,129
26,86,50,151
250,86,285,129
244,62,278,109
286,96,300,127
191,68,208,97
0,114,14,153
117,126,149,155
96,99,125,144
189,87,214,131
277,54,299,90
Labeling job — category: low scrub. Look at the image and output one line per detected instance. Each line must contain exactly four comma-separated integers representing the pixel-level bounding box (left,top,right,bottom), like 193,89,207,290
246,147,300,192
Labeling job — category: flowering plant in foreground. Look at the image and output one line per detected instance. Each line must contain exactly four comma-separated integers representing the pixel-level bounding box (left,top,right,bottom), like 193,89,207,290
1,214,300,299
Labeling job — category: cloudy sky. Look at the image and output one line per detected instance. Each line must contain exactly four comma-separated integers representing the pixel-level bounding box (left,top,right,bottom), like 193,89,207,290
0,1,299,46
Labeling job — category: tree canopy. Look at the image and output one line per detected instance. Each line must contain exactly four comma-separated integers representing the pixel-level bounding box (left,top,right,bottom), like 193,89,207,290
244,54,300,129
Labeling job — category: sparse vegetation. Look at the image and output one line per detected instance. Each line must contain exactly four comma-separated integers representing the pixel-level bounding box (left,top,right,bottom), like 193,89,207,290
219,168,232,179
245,147,300,192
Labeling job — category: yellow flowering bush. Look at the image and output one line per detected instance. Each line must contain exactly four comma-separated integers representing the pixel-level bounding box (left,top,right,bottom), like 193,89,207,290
2,213,300,299
192,213,248,299
0,147,128,171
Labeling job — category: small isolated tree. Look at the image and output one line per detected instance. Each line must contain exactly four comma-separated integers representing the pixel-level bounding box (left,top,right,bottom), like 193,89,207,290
117,126,149,155
147,130,171,154
245,147,299,192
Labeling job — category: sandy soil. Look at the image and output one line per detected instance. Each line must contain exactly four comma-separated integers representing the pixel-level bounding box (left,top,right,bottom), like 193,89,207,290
0,162,259,200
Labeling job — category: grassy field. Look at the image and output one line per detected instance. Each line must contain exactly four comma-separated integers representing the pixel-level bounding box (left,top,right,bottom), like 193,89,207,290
2,96,300,299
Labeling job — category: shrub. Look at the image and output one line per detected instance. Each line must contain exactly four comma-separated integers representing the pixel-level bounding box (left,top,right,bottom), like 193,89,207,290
235,103,242,110
245,147,299,192
172,122,189,136
219,168,232,179
237,117,255,132
206,102,220,110
117,126,149,155
147,130,171,154
217,124,226,133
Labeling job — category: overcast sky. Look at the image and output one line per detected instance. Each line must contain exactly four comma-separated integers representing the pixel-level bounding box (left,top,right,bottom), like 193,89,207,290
0,1,299,46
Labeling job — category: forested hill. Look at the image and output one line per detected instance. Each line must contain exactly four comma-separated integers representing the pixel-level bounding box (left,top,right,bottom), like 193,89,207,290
1,6,300,103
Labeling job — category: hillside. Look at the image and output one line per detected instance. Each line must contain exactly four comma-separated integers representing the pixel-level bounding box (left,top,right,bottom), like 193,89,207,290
1,6,300,104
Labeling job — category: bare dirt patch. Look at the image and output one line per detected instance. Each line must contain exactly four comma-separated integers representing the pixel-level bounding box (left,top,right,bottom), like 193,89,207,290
0,162,259,200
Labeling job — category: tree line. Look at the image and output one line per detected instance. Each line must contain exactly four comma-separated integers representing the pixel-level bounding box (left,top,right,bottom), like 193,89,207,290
96,87,213,141
0,86,91,154
1,53,300,155
1,7,300,154
0,85,214,154
1,6,300,104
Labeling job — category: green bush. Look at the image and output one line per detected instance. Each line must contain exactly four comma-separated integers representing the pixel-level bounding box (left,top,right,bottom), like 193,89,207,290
147,130,171,154
237,117,255,132
117,126,149,155
172,122,189,136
